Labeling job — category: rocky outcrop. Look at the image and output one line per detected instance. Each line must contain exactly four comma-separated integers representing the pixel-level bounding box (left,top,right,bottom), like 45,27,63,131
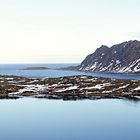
79,40,140,73
0,75,140,100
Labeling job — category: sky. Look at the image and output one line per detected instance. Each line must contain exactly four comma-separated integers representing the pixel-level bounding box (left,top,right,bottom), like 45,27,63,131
0,0,140,63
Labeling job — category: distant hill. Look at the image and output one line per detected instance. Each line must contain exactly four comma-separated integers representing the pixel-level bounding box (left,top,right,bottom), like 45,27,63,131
78,40,140,73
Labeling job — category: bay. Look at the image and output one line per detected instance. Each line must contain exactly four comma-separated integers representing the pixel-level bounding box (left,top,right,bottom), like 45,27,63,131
0,64,140,80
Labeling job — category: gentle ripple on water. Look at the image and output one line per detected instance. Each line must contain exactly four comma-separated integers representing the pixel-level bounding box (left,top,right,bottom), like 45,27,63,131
0,64,140,80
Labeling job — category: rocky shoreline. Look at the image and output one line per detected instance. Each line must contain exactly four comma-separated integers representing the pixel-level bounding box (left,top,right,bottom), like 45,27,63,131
0,75,140,100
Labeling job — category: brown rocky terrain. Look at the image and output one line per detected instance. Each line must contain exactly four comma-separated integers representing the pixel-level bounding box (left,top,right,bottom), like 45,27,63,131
0,75,139,100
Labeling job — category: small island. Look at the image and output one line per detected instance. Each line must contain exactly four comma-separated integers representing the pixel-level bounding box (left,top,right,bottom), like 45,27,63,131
22,67,50,70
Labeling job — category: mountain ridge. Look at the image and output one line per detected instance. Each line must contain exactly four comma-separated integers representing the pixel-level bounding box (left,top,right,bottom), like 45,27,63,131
78,40,140,73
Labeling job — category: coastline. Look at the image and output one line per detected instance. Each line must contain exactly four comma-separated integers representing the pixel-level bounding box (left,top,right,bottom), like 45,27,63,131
0,75,139,100
57,66,140,75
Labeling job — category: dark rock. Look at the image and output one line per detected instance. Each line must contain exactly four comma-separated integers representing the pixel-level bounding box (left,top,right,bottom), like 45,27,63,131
79,40,140,73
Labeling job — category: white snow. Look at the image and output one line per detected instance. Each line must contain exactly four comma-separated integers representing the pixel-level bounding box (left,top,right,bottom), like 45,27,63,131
133,96,140,99
116,60,120,64
85,83,112,90
118,84,129,89
9,84,47,95
6,78,14,80
134,86,140,91
89,62,98,70
55,86,78,92
80,76,88,79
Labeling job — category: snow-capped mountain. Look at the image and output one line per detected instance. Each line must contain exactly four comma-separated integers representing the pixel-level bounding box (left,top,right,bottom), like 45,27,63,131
79,40,140,73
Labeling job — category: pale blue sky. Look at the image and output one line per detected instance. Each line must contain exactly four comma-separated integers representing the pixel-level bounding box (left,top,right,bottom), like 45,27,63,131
0,0,140,63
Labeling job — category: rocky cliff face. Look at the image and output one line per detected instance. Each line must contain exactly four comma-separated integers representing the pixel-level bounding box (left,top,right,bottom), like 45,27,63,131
79,40,140,73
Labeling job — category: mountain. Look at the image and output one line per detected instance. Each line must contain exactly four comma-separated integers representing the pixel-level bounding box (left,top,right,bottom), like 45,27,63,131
79,40,140,73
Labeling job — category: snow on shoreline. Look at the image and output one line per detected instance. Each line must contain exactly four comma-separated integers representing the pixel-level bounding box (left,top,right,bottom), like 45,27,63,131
9,84,47,95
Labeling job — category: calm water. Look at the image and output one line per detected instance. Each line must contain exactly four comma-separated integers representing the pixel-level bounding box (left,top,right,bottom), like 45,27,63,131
0,64,140,140
0,64,140,80
0,98,140,140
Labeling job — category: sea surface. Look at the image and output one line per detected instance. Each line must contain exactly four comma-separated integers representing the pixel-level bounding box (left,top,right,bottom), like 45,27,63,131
0,64,140,80
0,64,140,140
0,98,140,140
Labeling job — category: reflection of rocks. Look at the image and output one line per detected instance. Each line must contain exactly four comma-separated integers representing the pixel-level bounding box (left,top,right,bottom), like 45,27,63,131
0,75,140,100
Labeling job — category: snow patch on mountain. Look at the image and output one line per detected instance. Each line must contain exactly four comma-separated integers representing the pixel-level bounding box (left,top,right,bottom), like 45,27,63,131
79,40,140,73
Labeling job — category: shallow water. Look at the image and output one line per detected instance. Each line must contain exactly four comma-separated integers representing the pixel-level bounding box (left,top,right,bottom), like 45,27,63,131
0,98,140,140
0,64,140,80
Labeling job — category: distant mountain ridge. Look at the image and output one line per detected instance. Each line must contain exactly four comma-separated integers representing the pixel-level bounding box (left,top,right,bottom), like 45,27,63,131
78,40,140,73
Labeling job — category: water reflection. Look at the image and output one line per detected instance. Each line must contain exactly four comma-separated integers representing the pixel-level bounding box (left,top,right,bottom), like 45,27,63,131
0,98,140,140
